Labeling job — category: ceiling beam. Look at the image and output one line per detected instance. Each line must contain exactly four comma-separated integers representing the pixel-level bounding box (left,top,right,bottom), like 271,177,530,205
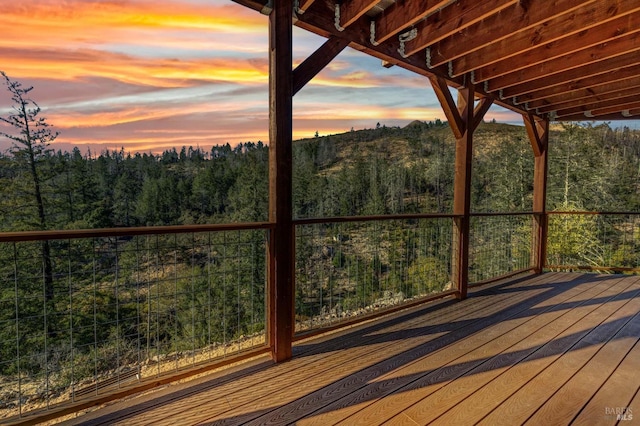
497,50,640,99
487,31,640,92
559,110,640,121
235,0,550,121
515,64,640,103
555,95,640,118
464,9,640,81
534,80,640,113
403,0,517,58
428,0,595,68
297,0,316,13
337,0,379,29
590,103,640,116
371,0,451,46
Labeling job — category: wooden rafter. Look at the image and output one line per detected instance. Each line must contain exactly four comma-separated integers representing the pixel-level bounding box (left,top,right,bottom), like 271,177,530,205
297,0,316,13
534,81,640,113
234,0,640,122
559,110,640,121
487,32,640,92
499,50,640,99
337,0,379,29
403,0,517,58
516,64,640,104
370,0,450,45
290,0,463,86
557,97,640,118
465,12,640,81
427,0,595,68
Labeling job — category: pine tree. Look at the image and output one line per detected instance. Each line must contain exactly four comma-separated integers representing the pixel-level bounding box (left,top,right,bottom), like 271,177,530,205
0,71,58,301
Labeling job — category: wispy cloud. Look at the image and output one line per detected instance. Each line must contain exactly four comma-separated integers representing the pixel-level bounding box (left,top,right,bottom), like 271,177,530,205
0,0,522,154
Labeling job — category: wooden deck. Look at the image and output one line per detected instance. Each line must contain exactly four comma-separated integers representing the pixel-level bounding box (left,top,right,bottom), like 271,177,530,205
63,272,640,425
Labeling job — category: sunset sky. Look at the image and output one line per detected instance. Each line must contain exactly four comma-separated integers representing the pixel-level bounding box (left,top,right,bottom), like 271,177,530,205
0,0,525,154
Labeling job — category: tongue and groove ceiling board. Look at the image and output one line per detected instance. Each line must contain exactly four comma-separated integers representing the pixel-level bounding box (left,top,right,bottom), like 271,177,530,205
234,0,640,121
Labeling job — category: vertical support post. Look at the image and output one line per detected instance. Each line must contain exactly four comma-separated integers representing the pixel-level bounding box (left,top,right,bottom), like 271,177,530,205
525,115,549,274
268,0,294,362
451,86,475,300
429,76,491,300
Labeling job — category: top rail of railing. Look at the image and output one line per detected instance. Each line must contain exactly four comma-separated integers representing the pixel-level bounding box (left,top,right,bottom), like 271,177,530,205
293,213,459,225
547,211,640,215
469,211,537,217
293,212,553,225
0,222,274,242
3,211,634,243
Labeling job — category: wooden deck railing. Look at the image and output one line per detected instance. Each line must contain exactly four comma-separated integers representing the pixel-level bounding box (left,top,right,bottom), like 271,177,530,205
2,211,638,424
0,222,273,423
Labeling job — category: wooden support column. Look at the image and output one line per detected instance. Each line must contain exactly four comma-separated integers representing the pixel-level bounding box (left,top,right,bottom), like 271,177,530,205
429,77,491,300
524,114,549,274
268,0,294,362
267,7,349,362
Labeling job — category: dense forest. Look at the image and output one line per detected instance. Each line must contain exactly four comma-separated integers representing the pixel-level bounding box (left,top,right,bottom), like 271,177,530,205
1,120,639,231
1,117,640,415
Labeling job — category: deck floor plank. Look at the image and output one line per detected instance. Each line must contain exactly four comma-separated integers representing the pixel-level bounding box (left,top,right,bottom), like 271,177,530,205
381,275,640,426
184,274,557,425
571,336,640,426
142,281,533,425
85,271,545,426
62,273,640,426
416,276,640,426
478,278,640,426
524,313,640,426
304,274,622,426
405,276,640,426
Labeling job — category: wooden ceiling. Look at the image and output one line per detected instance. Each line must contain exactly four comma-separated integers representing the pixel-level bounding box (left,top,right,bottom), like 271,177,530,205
233,0,640,122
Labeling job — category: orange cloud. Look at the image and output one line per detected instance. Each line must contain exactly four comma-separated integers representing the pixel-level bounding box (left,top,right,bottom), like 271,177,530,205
1,47,268,87
49,98,266,129
0,1,264,48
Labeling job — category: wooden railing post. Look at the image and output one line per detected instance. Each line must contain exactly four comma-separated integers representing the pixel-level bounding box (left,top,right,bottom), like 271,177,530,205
429,77,492,300
524,114,549,274
268,0,294,362
451,87,474,300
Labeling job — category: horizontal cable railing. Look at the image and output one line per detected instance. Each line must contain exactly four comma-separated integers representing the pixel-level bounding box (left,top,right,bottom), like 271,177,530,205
469,213,535,284
546,212,640,272
0,223,270,420
294,214,455,336
6,210,636,422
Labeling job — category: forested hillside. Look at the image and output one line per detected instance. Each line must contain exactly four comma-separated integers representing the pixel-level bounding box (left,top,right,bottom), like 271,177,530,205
1,120,639,416
1,120,639,232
